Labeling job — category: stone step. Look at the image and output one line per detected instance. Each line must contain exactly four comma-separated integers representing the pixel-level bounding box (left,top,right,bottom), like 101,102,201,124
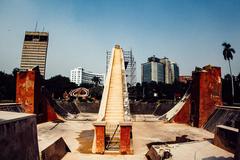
106,137,120,141
106,113,123,116
105,115,123,117
105,112,123,115
105,116,123,119
106,109,123,111
105,119,123,122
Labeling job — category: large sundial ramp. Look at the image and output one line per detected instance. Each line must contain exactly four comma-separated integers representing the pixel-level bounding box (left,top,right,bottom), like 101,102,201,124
92,44,130,153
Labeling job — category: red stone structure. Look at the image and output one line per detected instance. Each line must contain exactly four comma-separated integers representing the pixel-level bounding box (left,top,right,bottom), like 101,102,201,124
174,65,222,127
16,67,57,123
16,67,41,114
173,97,191,124
120,122,132,154
93,122,106,154
179,75,192,84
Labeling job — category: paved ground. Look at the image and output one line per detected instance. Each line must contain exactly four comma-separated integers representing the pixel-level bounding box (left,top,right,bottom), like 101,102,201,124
150,141,234,160
132,122,213,156
36,113,235,160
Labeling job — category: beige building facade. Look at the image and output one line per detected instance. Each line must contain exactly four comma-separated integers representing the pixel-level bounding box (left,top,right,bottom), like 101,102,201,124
20,31,49,78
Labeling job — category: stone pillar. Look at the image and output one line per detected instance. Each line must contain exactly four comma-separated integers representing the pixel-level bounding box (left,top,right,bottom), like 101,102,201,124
93,122,106,154
120,122,132,154
190,66,222,127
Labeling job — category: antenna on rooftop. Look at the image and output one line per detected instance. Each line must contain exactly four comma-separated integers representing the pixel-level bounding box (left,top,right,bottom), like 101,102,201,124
34,21,38,32
42,26,45,32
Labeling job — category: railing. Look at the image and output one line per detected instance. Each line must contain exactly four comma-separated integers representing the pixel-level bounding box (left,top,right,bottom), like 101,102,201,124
97,47,115,121
120,48,131,121
105,124,119,150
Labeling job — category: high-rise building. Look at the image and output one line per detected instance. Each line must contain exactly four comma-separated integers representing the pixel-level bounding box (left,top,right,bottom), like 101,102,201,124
171,62,179,82
106,49,136,86
70,67,105,86
141,56,179,84
20,31,49,78
141,55,164,83
159,57,172,84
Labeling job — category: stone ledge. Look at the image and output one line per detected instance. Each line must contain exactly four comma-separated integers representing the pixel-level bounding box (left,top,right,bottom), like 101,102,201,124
119,122,132,126
0,111,35,125
93,121,106,126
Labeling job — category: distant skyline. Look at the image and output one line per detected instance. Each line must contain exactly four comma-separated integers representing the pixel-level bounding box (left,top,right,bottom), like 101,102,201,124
0,0,240,82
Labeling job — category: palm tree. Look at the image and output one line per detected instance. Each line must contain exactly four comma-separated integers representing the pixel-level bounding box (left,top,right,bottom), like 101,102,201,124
222,42,236,103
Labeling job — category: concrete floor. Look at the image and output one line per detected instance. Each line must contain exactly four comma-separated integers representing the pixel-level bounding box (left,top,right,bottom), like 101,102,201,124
149,141,234,160
37,113,234,160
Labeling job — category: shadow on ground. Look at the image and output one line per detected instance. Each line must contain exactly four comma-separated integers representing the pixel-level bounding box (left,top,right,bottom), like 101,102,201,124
76,129,94,153
146,135,194,149
202,156,234,160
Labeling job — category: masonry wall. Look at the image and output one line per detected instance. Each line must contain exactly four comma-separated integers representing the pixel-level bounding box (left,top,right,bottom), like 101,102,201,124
16,69,41,114
16,69,58,123
0,115,39,160
173,96,191,124
191,66,222,127
173,65,222,127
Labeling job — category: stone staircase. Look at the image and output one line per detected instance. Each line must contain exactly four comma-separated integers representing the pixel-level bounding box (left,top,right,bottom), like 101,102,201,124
104,47,124,151
105,123,120,151
92,45,131,154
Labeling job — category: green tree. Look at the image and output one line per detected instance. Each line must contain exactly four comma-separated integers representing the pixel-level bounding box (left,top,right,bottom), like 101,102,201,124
222,42,236,104
91,76,101,87
235,73,240,103
0,71,15,101
45,75,77,99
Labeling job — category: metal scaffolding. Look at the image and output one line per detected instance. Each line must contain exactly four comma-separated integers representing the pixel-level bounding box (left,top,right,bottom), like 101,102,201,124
106,49,137,86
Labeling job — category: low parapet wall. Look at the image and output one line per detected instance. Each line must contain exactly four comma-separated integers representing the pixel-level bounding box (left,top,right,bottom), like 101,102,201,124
41,137,70,160
0,111,39,160
213,125,238,154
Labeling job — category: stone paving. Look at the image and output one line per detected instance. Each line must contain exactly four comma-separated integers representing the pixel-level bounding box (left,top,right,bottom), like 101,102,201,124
36,115,234,160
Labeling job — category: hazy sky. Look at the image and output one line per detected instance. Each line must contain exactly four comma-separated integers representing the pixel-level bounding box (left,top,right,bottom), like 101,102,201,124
0,0,240,81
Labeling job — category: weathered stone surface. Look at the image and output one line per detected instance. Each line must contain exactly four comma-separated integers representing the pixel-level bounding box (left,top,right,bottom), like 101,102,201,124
213,125,238,154
120,124,132,154
173,96,191,124
195,66,222,127
0,111,39,160
94,124,105,154
173,65,222,127
41,137,70,160
16,69,40,114
16,68,58,123
235,122,240,160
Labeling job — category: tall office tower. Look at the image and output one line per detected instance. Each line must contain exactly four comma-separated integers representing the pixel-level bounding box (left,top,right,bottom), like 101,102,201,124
141,55,164,83
141,56,180,84
171,62,179,82
160,57,172,84
106,49,136,86
20,31,49,78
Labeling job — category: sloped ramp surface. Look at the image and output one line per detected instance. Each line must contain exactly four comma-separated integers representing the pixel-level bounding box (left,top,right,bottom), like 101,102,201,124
204,106,240,133
158,88,191,121
49,99,76,119
92,45,130,152
104,47,124,123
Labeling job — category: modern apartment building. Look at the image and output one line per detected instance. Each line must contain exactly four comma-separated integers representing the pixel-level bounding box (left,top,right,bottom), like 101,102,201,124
20,31,49,78
70,67,105,86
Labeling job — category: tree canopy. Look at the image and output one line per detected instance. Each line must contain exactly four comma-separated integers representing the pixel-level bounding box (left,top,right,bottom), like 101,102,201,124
222,42,235,60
